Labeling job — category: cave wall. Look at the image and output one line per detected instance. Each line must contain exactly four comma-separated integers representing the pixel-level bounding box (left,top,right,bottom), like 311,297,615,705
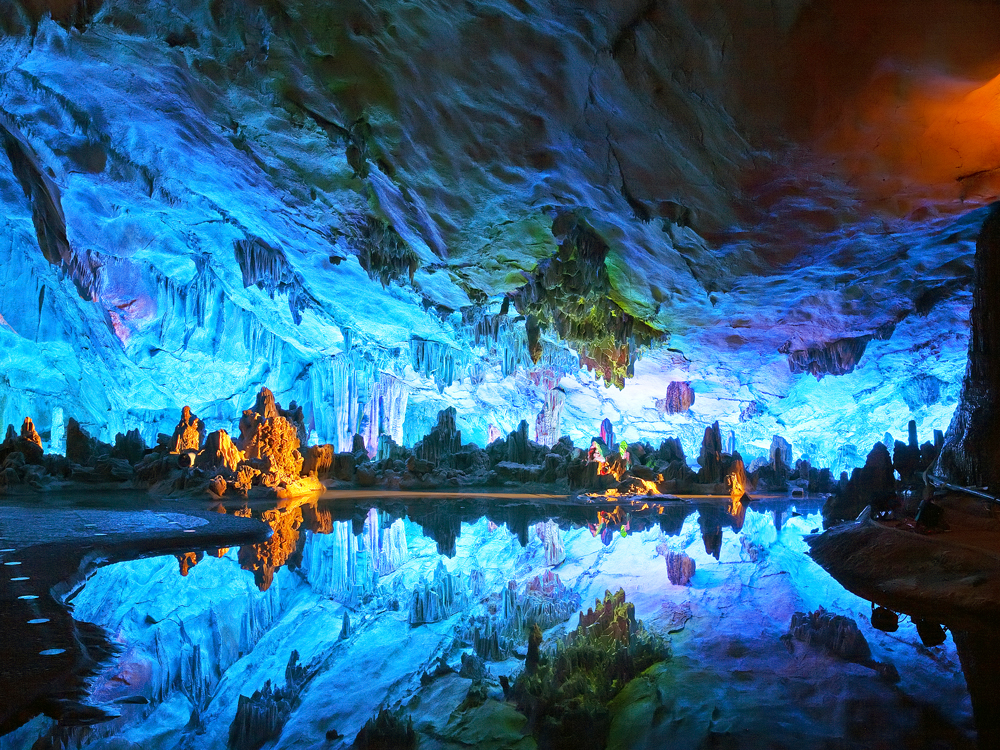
0,0,996,466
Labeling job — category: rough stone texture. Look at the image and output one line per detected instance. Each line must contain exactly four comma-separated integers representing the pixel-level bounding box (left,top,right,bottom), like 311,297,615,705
302,444,335,478
197,429,244,474
697,422,724,484
823,442,897,525
663,551,696,586
19,417,41,448
239,389,304,486
786,608,898,682
65,418,109,466
168,406,204,454
0,0,996,477
657,382,696,415
412,407,462,466
937,204,1000,490
112,428,146,465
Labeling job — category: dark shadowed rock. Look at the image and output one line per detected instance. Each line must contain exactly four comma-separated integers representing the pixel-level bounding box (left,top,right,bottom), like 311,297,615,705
823,442,897,525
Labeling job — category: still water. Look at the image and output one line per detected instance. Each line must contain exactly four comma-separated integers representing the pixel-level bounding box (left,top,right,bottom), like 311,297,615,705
1,496,976,749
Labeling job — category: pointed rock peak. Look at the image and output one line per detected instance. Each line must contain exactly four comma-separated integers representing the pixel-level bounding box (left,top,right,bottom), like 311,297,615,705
170,406,204,454
253,388,279,420
20,417,42,448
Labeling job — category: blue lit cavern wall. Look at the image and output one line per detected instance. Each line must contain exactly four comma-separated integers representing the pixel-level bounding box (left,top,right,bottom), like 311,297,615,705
1,0,994,469
3,0,1000,748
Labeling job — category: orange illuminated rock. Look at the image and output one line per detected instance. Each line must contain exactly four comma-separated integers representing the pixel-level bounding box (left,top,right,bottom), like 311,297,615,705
208,475,227,497
238,388,304,486
234,465,260,494
198,429,244,473
20,418,42,448
177,551,202,576
302,444,334,478
169,406,204,453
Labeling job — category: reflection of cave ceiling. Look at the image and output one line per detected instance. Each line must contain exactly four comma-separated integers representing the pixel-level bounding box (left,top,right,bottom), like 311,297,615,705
1,0,998,469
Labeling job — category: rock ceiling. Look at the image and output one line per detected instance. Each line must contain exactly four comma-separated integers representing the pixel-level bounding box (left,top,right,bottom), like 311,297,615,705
1,0,998,468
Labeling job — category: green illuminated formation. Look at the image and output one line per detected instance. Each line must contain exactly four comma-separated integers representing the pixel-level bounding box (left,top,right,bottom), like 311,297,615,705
511,589,670,750
511,214,664,388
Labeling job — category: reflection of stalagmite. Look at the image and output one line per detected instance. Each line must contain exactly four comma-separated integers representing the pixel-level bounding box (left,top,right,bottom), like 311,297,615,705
238,505,304,591
409,560,468,625
662,550,696,586
176,551,202,576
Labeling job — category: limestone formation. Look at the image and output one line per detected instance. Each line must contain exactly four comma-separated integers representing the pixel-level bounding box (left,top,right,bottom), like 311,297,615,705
937,205,1000,489
65,418,111,466
197,429,244,474
20,417,41,448
112,428,146,465
412,407,462,465
823,442,896,525
239,389,304,486
168,406,204,454
228,651,311,750
301,444,334,477
785,608,899,682
409,560,468,625
697,421,724,484
656,381,696,414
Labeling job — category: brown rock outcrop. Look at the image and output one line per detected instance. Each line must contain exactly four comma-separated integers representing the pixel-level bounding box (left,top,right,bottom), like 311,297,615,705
302,444,334,478
66,418,110,466
663,550,696,586
656,381,695,414
936,204,1000,489
822,442,896,524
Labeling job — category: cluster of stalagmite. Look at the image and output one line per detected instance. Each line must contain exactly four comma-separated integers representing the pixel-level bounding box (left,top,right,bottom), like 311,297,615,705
0,387,318,499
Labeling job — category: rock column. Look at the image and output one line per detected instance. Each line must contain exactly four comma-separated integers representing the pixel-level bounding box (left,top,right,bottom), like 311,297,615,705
937,203,1000,489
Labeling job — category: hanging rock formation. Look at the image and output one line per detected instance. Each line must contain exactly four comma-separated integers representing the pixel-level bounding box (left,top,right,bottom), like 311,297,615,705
656,381,696,414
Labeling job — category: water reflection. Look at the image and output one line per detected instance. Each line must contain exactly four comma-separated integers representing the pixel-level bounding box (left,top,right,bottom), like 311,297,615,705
2,494,979,750
213,494,817,592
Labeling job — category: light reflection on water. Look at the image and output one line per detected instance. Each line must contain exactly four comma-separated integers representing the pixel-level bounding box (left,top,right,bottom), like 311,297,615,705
4,496,977,750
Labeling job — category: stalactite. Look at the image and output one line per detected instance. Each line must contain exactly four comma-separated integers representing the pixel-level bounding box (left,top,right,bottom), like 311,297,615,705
533,388,566,447
361,373,408,457
309,351,381,452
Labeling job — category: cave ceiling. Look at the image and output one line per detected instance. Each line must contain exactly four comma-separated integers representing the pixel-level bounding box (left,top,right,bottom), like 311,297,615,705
1,0,998,466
